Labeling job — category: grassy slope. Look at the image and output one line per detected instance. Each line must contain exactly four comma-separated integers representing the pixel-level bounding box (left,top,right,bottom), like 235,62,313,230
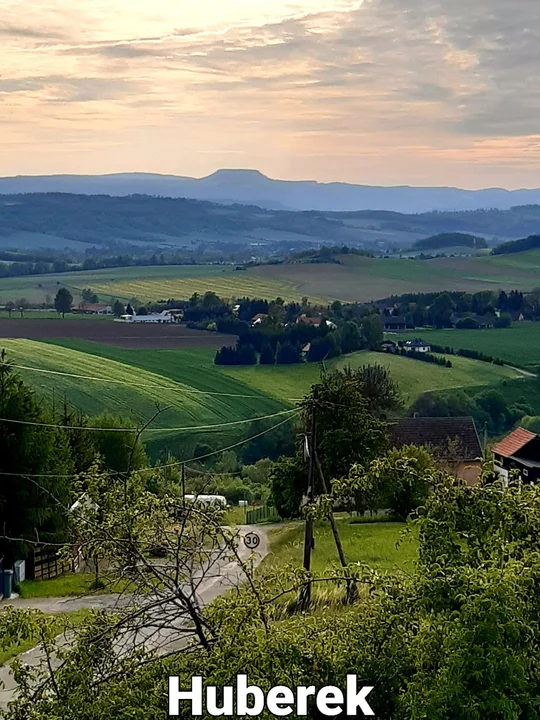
250,250,540,302
396,323,540,371
1,249,540,306
263,520,418,575
0,340,287,457
222,351,522,404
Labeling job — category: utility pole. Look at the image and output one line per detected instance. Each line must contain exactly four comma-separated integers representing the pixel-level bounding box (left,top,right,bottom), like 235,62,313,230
315,453,357,604
299,390,317,610
181,463,186,508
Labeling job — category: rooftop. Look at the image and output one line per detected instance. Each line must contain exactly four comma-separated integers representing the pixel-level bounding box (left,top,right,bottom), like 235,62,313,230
390,416,482,460
492,427,537,459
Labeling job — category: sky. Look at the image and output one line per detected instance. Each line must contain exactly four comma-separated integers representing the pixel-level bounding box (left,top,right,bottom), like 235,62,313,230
1,0,539,188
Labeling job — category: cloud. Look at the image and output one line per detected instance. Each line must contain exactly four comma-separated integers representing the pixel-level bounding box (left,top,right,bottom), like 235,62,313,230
0,23,64,40
1,0,539,184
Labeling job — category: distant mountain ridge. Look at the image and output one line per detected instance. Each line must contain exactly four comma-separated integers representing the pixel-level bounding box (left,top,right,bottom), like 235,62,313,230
3,169,540,213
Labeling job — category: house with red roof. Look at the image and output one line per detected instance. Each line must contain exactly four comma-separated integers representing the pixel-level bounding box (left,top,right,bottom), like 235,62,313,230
492,427,540,485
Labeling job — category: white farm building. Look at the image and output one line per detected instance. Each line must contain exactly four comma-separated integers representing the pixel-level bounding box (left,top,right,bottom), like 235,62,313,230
115,311,174,324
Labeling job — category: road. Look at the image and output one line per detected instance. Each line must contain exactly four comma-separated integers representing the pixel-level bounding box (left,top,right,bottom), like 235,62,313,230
0,525,273,711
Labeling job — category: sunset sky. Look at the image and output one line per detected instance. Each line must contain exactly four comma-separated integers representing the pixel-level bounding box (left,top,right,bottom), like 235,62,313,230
1,0,539,187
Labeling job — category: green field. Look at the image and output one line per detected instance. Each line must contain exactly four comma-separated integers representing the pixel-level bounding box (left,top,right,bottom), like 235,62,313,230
0,339,288,458
263,520,418,575
396,323,540,372
0,340,525,456
222,350,523,404
1,250,540,306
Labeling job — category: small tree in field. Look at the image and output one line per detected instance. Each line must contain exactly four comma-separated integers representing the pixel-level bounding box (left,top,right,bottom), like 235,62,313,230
112,299,125,317
17,298,29,318
54,287,73,317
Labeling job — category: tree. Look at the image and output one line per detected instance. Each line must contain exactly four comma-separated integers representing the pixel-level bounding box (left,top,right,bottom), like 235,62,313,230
354,363,401,416
270,368,389,517
81,288,99,305
136,306,148,316
112,299,125,317
91,413,147,473
54,288,73,318
431,292,455,328
17,297,29,318
276,341,301,364
4,300,15,318
0,357,75,566
360,313,384,349
259,344,276,365
494,312,512,328
337,321,364,354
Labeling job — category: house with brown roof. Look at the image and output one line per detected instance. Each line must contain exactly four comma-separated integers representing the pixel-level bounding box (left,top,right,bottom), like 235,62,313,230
492,427,540,485
74,303,112,315
390,416,483,485
296,314,337,329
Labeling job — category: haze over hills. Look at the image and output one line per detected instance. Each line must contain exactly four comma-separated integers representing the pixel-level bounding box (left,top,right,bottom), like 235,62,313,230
3,193,540,254
3,170,540,213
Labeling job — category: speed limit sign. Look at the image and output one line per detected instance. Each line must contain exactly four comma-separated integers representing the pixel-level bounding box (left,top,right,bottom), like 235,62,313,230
243,531,261,550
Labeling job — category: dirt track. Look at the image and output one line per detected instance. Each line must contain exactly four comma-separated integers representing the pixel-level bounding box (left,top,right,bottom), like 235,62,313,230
0,319,231,350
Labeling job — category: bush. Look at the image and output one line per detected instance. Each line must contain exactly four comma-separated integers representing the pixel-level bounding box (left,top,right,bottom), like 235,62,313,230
456,317,479,329
276,342,302,364
259,344,276,365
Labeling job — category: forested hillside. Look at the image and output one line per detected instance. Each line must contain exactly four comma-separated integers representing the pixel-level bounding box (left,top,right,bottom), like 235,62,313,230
2,194,540,255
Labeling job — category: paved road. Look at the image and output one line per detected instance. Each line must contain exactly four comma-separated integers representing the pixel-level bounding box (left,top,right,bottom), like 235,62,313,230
0,525,273,711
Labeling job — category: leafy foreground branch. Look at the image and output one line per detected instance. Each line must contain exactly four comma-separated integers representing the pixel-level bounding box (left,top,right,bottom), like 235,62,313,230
3,470,540,719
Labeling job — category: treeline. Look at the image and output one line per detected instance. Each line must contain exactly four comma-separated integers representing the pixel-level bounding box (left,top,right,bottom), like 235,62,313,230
431,344,505,366
397,348,452,367
214,316,382,366
492,234,540,255
381,288,540,326
412,232,488,251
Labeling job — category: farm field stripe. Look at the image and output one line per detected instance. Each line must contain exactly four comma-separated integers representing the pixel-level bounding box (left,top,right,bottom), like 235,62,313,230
0,408,298,433
0,362,276,399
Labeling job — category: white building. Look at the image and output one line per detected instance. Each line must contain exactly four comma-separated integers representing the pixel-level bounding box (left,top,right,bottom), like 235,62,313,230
404,338,431,353
115,311,174,324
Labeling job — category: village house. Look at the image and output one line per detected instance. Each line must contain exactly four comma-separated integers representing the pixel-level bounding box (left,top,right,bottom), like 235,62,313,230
450,312,496,329
383,316,407,332
492,427,540,485
296,314,337,329
390,416,483,485
403,338,431,353
73,303,113,315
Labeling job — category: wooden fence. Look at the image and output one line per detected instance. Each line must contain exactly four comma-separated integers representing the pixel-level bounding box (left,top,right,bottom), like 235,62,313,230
27,548,78,581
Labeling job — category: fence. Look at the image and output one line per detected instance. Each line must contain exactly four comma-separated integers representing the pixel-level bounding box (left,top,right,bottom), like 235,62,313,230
27,548,78,581
245,505,280,525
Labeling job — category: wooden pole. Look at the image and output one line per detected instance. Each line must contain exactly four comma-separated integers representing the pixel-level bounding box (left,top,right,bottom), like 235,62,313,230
315,453,358,604
299,392,317,609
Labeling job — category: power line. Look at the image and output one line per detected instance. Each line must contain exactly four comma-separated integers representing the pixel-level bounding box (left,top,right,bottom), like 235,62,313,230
137,412,300,470
0,411,300,480
0,407,298,433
